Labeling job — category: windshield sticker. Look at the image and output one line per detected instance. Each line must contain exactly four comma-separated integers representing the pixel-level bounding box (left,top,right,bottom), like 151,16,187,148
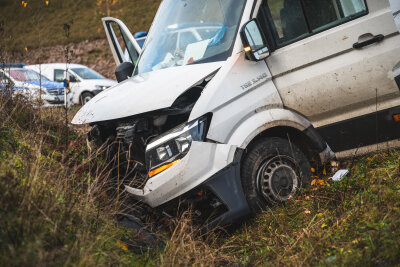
183,39,210,65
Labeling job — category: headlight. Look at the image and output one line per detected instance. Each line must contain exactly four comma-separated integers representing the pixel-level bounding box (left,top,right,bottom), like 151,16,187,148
95,85,108,90
145,116,208,177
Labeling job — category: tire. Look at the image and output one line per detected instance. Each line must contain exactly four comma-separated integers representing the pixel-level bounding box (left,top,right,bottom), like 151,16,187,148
241,137,312,214
80,92,94,105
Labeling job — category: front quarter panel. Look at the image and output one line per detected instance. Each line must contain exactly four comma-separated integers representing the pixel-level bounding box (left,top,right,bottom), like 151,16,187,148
190,52,283,144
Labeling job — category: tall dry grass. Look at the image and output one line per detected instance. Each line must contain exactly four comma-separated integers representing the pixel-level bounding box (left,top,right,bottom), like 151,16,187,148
0,96,150,266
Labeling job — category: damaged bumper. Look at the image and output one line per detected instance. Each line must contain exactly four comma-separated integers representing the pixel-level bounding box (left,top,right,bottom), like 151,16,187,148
125,141,237,207
126,141,251,227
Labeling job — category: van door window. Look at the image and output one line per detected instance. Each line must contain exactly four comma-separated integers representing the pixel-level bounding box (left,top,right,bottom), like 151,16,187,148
261,0,367,47
109,22,140,64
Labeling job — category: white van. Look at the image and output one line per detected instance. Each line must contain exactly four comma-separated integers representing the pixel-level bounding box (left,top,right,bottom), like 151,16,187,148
26,64,117,105
73,0,400,226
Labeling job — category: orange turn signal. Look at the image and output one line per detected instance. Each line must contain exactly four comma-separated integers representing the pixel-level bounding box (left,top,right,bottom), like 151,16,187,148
393,114,400,122
244,46,251,52
148,159,181,177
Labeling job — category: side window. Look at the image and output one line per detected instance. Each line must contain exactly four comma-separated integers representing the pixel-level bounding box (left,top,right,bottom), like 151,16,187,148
54,69,64,82
261,0,367,47
108,22,139,64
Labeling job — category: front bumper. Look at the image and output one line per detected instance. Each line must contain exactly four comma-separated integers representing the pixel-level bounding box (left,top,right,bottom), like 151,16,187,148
43,94,65,105
125,141,237,207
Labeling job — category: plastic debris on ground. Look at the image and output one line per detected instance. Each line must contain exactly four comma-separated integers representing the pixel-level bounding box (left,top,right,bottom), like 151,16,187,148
117,214,166,254
332,169,349,182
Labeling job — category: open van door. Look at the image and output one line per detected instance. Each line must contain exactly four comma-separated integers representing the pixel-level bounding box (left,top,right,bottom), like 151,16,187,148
102,17,142,67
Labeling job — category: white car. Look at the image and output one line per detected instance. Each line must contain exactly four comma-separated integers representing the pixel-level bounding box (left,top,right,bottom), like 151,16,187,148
73,0,400,228
26,63,117,105
0,64,65,106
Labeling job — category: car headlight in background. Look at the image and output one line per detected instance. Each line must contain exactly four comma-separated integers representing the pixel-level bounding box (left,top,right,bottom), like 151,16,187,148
145,116,208,177
95,85,109,90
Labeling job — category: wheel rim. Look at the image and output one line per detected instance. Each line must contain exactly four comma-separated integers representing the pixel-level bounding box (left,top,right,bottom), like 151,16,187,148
83,95,92,104
256,155,300,203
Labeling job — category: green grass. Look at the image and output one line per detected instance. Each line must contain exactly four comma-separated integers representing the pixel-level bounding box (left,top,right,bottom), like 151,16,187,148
157,150,400,266
0,98,399,266
0,0,161,52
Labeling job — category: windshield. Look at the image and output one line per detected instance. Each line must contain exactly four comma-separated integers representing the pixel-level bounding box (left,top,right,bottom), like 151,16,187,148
9,69,50,82
135,0,246,74
71,68,104,80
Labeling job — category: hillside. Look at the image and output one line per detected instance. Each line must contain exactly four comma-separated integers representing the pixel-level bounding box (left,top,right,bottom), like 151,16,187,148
0,0,162,79
0,0,161,52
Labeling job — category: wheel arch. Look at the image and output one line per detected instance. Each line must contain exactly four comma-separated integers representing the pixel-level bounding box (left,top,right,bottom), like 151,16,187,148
79,90,94,104
226,108,333,168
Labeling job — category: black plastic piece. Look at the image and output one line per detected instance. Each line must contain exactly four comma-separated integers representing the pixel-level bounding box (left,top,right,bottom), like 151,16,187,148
117,215,165,254
303,125,327,153
201,150,250,231
316,106,400,152
395,75,400,91
353,34,384,49
115,62,135,83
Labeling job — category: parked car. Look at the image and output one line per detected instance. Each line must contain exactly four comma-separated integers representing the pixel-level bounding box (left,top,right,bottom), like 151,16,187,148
0,63,65,106
26,64,117,105
73,0,400,228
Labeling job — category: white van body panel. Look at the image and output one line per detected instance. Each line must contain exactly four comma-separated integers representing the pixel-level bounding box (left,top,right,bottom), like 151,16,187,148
267,1,400,128
72,62,222,124
227,108,311,148
190,53,283,143
125,141,236,207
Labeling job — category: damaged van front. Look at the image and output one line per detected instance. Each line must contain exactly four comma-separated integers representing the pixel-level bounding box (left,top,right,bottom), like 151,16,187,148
73,0,400,227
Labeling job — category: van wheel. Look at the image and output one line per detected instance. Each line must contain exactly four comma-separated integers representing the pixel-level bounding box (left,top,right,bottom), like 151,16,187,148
241,137,312,214
81,92,94,105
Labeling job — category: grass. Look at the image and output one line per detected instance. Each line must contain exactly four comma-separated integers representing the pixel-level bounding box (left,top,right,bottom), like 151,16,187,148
0,96,399,266
0,0,161,53
158,151,400,266
0,97,154,266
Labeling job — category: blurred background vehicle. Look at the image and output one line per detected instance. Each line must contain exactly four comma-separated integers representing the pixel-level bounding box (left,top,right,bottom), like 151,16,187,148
26,63,117,105
0,63,65,106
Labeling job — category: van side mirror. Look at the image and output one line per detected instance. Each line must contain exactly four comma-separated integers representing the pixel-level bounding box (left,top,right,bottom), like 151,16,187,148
115,61,135,83
240,19,270,61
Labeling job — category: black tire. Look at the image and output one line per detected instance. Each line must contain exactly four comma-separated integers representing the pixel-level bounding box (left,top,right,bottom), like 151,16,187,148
241,137,312,214
81,92,94,105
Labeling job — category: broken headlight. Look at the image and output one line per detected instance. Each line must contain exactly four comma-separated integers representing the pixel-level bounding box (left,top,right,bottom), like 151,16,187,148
145,117,208,177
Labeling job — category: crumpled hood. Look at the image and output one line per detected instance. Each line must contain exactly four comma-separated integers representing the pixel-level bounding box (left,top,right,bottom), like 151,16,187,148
72,62,222,125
